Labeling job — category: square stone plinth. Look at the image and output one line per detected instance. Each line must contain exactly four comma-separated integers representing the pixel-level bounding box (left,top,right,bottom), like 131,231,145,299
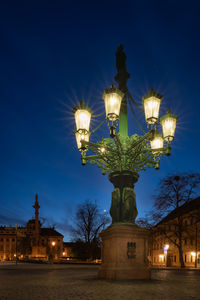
98,224,150,280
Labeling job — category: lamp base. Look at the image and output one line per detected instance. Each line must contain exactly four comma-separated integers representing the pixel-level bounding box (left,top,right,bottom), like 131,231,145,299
98,224,150,280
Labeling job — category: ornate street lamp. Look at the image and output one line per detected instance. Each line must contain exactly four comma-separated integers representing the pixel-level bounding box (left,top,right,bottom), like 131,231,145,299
72,45,178,280
73,100,92,151
73,46,177,196
160,109,178,142
103,84,124,122
143,88,162,125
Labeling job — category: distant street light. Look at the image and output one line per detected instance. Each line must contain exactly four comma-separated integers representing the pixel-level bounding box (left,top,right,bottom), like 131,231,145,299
164,244,169,267
164,244,169,251
191,251,196,267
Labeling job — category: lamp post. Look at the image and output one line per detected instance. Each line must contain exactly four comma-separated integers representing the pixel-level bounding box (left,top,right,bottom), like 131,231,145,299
72,45,178,279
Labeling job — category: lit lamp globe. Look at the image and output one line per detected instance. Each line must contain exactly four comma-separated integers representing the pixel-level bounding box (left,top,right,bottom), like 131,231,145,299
75,130,90,151
160,110,178,142
73,100,92,150
143,89,162,125
102,84,124,122
150,133,164,153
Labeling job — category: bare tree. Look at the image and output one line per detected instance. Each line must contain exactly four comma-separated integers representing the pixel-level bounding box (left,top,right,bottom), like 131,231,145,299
153,173,200,214
138,173,200,267
71,200,110,259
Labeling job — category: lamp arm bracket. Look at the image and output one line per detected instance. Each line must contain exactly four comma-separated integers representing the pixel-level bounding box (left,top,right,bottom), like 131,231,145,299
128,130,154,152
91,118,106,134
93,112,105,118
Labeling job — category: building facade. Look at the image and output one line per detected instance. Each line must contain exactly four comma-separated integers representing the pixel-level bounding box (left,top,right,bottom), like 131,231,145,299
150,197,200,268
0,194,64,261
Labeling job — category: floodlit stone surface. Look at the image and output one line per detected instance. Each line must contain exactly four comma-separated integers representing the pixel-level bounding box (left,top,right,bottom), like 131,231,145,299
99,224,150,280
0,263,200,299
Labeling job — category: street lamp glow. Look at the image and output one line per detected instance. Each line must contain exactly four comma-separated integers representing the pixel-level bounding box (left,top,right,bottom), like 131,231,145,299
74,109,91,132
52,241,55,246
143,89,162,124
73,100,92,151
99,147,106,153
150,133,164,152
103,84,124,122
62,252,65,256
191,252,196,257
160,110,178,142
75,131,90,151
164,244,169,251
73,100,92,132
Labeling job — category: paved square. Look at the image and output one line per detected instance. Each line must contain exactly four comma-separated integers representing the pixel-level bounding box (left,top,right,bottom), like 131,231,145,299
0,263,199,300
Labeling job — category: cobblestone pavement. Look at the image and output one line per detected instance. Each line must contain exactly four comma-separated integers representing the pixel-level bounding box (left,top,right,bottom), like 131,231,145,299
0,264,199,300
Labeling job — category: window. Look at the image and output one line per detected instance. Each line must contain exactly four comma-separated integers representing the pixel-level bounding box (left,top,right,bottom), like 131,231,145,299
191,239,193,245
191,217,193,225
185,254,187,262
185,220,188,226
174,255,176,262
159,256,164,263
185,239,187,245
154,257,156,263
191,255,196,263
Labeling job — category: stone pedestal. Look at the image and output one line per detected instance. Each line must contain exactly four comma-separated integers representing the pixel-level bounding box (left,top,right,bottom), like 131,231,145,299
98,224,150,280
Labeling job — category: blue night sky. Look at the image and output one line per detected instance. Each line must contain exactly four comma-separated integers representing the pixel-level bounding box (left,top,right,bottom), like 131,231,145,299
1,0,200,241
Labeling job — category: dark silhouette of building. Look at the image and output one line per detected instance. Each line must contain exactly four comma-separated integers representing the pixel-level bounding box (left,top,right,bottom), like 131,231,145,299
0,194,63,261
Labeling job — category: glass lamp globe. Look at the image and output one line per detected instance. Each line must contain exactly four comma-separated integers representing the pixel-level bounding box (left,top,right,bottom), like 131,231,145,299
103,84,124,122
143,88,162,125
75,130,90,151
73,100,92,132
150,133,164,153
160,110,178,142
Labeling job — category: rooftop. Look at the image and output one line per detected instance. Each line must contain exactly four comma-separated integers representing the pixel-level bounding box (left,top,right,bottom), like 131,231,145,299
156,196,200,226
40,228,64,237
